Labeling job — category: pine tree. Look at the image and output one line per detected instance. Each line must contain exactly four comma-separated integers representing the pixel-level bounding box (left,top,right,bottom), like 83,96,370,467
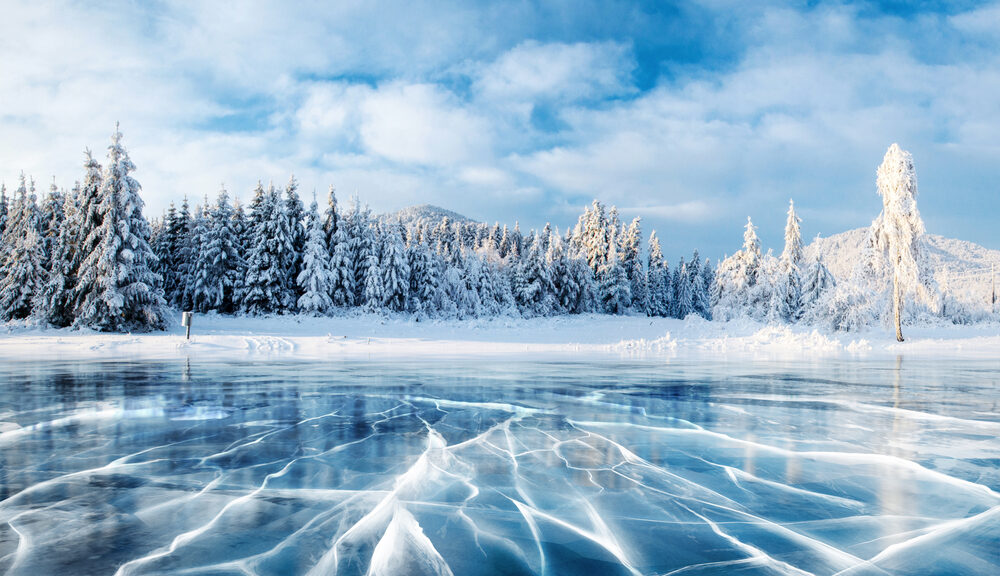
187,199,213,312
194,187,244,312
782,199,803,266
74,125,165,331
35,186,82,326
176,196,196,310
801,255,835,312
329,222,355,307
646,231,669,317
0,175,44,321
362,227,385,312
323,184,338,251
672,259,694,318
599,230,630,315
70,150,103,314
39,181,64,272
0,183,8,244
284,175,305,301
689,250,711,319
407,240,438,315
297,198,334,314
242,182,290,315
621,217,646,311
380,223,410,312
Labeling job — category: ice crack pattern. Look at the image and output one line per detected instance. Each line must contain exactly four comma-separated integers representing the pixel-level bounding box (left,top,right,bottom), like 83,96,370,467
0,357,998,575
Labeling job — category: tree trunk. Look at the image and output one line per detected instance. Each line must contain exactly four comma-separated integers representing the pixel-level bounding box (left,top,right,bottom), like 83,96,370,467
894,268,904,342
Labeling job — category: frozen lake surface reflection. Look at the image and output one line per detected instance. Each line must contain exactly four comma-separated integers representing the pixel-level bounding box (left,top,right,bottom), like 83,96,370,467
0,357,998,575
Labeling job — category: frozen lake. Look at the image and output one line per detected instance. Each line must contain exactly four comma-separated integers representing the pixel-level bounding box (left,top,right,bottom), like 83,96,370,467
0,356,998,575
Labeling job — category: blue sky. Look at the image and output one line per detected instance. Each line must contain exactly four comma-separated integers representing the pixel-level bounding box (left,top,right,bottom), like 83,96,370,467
2,0,999,261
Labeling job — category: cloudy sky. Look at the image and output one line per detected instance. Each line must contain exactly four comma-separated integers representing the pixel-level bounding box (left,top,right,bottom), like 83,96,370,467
2,0,999,260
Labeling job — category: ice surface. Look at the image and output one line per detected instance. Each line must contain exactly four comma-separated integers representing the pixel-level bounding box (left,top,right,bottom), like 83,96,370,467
0,357,997,575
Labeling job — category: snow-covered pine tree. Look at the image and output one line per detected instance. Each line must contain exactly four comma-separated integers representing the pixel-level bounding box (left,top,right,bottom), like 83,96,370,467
284,175,305,301
40,181,64,272
74,125,165,331
782,199,803,266
699,259,714,320
242,182,288,315
621,217,647,311
0,183,8,243
297,198,334,314
515,232,554,316
672,259,694,318
546,233,572,315
583,200,609,276
406,239,438,315
176,196,197,310
646,231,668,316
599,229,631,315
329,220,355,308
800,254,835,312
380,223,410,312
230,196,249,306
35,185,82,326
362,225,385,312
70,150,103,314
196,187,244,312
323,184,338,252
0,175,45,321
186,199,213,312
689,251,710,319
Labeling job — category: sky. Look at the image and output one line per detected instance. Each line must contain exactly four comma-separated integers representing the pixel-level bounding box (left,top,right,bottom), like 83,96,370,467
2,0,1000,261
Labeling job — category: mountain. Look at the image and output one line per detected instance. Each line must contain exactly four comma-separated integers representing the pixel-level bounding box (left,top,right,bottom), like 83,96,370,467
805,228,1000,306
381,204,478,228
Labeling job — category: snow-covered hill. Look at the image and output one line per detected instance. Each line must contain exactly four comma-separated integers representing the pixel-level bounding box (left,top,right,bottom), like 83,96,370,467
381,204,478,227
805,228,1000,307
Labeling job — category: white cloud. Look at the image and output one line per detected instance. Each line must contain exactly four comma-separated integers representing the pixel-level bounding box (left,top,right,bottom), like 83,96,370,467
475,40,634,103
358,83,492,166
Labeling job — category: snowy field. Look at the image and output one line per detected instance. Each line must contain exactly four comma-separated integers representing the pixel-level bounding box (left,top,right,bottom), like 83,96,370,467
3,312,1000,361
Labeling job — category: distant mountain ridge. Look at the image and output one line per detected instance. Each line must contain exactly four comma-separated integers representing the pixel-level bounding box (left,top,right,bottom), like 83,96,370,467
805,228,1000,305
381,204,478,227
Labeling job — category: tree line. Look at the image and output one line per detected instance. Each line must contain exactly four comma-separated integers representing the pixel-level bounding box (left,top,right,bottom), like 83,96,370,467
0,131,957,335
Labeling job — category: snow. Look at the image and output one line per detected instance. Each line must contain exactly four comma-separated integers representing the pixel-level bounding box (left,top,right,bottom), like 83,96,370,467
2,312,999,361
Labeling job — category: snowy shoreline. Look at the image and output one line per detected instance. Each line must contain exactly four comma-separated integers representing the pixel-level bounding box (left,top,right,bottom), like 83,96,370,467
3,312,1000,362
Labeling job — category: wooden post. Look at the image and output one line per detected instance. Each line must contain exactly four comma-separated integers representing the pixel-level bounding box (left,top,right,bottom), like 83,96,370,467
182,311,192,340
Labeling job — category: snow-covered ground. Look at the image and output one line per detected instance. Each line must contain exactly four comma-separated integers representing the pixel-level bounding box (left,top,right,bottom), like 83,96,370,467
2,312,999,361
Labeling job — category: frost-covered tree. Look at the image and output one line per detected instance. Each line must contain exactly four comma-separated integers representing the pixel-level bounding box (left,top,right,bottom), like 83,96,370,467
284,175,305,300
380,223,410,312
867,143,929,341
712,217,765,320
515,233,554,316
362,227,385,312
74,125,165,331
35,185,82,326
0,176,44,321
782,199,803,266
323,184,338,251
297,198,334,314
186,199,213,312
621,217,647,311
40,181,64,271
242,182,292,315
0,183,8,243
646,231,669,317
599,229,631,315
329,221,354,307
671,258,694,318
194,187,244,312
800,254,835,313
407,240,438,315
